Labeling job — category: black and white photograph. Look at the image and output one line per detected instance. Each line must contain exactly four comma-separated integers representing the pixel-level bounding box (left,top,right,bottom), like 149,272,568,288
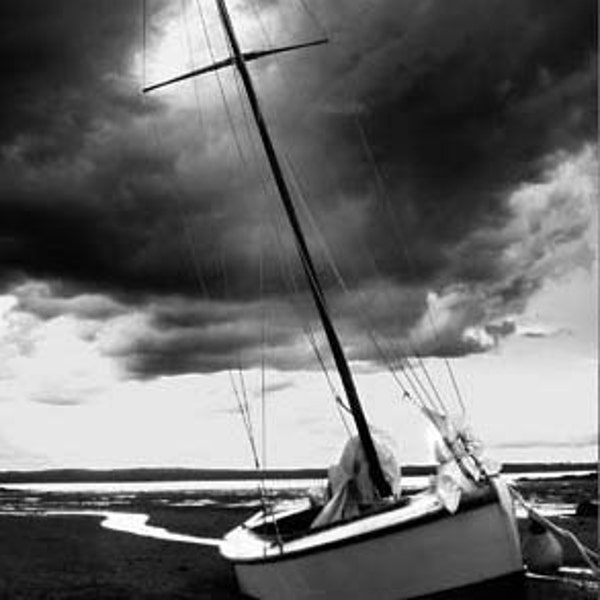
0,1,597,598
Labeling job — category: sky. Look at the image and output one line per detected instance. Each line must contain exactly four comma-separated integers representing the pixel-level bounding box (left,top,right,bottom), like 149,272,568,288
0,0,597,470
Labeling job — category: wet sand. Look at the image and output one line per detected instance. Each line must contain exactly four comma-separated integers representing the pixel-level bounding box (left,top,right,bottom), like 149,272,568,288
0,475,596,599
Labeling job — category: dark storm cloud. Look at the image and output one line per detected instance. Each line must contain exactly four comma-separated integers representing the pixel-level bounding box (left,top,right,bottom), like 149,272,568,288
0,0,190,295
306,0,596,276
0,0,154,150
111,296,320,376
0,0,596,376
13,282,125,321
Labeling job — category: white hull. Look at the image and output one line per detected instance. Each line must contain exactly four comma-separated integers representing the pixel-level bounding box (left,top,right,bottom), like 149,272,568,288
220,477,523,600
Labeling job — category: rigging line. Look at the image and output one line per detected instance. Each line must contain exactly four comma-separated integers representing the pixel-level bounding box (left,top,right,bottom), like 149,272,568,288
236,353,253,441
350,288,437,411
232,370,283,548
141,5,204,292
214,3,332,366
271,215,352,468
304,319,351,437
180,0,206,130
147,130,207,296
287,274,354,440
142,0,147,90
228,371,252,448
335,396,353,438
259,227,267,468
226,330,277,531
221,2,355,450
219,250,256,451
247,0,327,56
197,0,267,455
366,323,445,422
146,1,273,512
140,42,225,330
352,113,459,417
283,156,424,405
355,250,443,414
205,58,288,525
283,154,455,431
225,35,324,471
221,275,260,472
350,247,442,407
271,211,337,400
270,205,380,442
230,63,268,180
244,87,278,475
393,353,438,413
208,15,277,455
247,0,275,50
296,0,329,40
353,112,466,415
141,27,253,440
219,246,266,497
141,66,214,299
195,0,251,169
387,350,468,467
228,67,284,473
303,317,339,405
225,44,289,471
336,395,353,416
282,144,448,421
247,0,326,129
269,210,352,438
218,310,261,478
227,368,275,516
141,76,215,300
205,0,301,323
217,0,392,499
142,5,242,305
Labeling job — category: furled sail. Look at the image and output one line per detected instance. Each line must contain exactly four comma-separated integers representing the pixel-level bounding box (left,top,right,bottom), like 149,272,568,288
312,435,401,527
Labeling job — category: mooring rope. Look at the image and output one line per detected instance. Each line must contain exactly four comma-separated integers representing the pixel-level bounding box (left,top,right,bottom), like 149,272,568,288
508,484,600,577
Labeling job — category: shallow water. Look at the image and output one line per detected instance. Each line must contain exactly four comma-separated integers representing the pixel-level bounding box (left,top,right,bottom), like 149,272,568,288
0,478,325,494
99,511,222,547
0,469,592,541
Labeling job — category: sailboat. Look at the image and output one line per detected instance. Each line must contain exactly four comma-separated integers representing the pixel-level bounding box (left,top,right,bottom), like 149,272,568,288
144,1,524,598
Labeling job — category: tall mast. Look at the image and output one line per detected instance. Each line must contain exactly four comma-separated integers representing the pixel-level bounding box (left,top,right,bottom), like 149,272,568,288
215,0,391,498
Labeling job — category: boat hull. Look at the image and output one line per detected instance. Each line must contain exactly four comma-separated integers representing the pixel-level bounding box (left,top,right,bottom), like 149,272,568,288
221,478,523,600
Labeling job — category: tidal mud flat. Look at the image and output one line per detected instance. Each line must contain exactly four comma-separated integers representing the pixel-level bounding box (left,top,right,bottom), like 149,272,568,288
0,473,596,599
0,507,250,599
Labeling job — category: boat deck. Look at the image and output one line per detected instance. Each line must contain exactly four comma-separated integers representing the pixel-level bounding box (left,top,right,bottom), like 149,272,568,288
221,484,498,562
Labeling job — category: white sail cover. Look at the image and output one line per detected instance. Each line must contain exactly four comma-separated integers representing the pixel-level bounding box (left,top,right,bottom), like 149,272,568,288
424,408,499,513
312,434,401,527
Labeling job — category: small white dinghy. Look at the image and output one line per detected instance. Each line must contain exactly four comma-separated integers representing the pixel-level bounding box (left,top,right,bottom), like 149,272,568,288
221,436,523,600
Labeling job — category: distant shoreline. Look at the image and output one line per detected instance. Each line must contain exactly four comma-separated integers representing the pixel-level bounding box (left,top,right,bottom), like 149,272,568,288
0,462,595,484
